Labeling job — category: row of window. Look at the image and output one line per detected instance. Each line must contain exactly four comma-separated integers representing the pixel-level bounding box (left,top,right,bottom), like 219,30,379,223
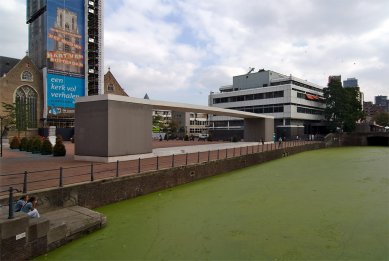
189,120,208,126
213,91,284,104
229,104,284,114
271,80,323,93
189,128,207,134
297,106,324,115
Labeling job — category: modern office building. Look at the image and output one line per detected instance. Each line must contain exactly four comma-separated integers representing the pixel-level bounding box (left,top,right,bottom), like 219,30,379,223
208,69,326,140
26,0,104,126
343,77,358,88
375,95,388,112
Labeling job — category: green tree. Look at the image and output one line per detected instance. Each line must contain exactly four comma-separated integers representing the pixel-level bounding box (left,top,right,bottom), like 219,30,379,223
1,102,16,127
324,79,363,132
373,112,389,126
2,102,30,132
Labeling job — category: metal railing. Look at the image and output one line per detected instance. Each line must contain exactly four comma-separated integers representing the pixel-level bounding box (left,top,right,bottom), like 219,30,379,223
0,140,320,196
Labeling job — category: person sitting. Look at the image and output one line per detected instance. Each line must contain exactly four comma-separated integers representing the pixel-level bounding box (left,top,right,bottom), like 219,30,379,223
14,195,29,212
21,196,40,218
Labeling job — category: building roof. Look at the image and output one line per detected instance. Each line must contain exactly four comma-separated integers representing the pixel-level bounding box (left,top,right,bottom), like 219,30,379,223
77,94,274,119
0,56,21,76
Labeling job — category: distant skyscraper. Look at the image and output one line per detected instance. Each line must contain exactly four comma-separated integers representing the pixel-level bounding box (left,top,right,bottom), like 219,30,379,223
343,78,358,88
375,95,388,106
26,0,104,125
328,75,341,85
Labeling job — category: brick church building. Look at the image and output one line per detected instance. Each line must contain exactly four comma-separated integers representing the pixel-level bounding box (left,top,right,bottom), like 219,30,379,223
0,55,128,137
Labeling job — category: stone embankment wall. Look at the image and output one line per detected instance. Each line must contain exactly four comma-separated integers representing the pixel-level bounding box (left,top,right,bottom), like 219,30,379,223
2,143,324,212
324,132,389,147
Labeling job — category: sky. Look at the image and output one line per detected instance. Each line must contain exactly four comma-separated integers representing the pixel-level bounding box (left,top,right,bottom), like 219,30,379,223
1,0,388,105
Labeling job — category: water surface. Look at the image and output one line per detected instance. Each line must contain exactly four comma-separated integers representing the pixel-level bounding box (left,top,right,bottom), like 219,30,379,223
38,147,389,260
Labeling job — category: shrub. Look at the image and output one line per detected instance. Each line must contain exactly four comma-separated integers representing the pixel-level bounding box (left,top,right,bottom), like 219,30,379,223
31,138,42,154
53,139,66,157
10,136,20,149
56,135,63,143
19,137,28,151
70,136,75,143
232,136,239,142
26,138,34,152
41,139,53,155
207,135,213,142
184,135,189,141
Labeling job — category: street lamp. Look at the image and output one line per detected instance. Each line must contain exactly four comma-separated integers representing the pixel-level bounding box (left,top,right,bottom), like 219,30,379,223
0,116,4,157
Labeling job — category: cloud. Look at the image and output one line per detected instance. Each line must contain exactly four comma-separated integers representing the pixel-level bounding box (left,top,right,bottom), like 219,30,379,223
0,0,388,104
0,1,28,57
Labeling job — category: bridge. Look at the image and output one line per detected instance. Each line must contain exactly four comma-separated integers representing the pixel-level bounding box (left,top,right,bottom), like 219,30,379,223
74,94,274,162
325,132,389,147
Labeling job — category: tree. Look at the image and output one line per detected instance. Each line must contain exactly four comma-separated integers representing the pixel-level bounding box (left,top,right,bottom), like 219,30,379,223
1,102,16,127
324,79,363,132
1,102,29,132
373,112,389,126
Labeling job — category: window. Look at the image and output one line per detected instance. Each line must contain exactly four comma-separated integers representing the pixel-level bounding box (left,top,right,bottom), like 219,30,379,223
15,86,37,130
108,84,114,92
21,71,33,82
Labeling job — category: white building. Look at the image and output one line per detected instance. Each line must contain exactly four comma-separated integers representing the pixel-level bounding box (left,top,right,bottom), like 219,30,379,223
208,69,326,140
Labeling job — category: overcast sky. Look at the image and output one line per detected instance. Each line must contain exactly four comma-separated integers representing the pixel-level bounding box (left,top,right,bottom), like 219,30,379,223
1,0,388,105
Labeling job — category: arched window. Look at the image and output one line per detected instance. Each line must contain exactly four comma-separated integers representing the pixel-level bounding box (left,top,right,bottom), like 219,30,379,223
65,23,70,31
72,17,75,30
60,14,63,27
15,86,38,130
21,71,33,82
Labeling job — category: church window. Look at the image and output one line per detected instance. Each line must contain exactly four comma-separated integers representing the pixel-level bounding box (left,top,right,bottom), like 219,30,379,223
21,71,33,82
15,86,38,130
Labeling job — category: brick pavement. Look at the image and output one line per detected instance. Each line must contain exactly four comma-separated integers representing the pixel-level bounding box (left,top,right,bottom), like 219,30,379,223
0,139,311,195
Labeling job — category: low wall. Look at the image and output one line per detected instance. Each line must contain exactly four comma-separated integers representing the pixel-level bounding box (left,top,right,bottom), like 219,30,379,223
1,143,324,212
325,133,389,147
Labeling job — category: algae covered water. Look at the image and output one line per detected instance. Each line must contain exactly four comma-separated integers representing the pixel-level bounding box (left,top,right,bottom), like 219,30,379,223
38,147,389,260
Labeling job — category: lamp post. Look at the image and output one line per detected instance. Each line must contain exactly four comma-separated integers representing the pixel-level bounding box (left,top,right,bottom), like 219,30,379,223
0,116,4,157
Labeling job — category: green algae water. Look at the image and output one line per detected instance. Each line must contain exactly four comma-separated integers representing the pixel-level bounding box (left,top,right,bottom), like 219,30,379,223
38,147,389,260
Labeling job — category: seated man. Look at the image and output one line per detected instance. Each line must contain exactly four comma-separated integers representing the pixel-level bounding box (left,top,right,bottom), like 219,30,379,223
14,195,29,212
21,196,40,218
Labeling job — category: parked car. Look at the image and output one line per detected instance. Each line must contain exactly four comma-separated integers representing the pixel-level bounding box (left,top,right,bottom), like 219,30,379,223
198,134,209,141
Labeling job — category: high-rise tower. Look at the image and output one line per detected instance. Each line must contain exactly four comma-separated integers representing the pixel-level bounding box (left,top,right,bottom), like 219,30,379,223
26,0,103,126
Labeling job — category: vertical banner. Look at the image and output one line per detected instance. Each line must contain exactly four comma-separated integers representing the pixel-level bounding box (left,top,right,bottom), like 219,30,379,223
46,0,85,116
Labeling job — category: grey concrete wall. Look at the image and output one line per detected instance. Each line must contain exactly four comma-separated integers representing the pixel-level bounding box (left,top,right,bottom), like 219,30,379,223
107,100,152,156
75,100,153,157
75,101,109,156
244,118,274,142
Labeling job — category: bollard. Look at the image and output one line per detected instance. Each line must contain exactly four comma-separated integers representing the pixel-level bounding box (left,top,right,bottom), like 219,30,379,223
8,187,14,219
208,150,210,162
198,152,200,163
116,160,119,177
59,167,63,187
185,153,188,166
246,146,248,155
172,154,175,168
138,158,141,173
90,163,94,182
225,148,227,158
240,146,242,155
23,171,28,194
233,147,235,157
217,149,220,160
157,156,159,170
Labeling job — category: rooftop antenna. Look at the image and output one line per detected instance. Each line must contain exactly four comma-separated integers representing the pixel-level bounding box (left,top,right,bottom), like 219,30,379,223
247,67,255,74
246,67,255,78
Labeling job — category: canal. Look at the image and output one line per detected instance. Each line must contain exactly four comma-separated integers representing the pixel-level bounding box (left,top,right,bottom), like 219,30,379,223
37,147,389,260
